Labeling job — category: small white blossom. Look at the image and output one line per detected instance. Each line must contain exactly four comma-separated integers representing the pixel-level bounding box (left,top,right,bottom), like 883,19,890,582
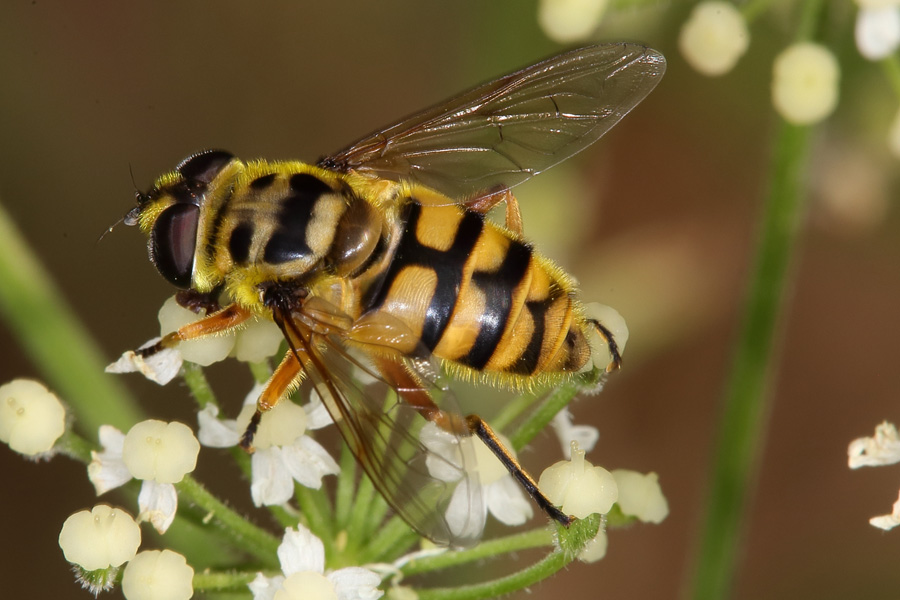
538,441,617,519
611,469,669,524
58,505,141,570
233,317,284,363
249,525,383,600
848,421,900,468
421,422,531,540
577,526,609,563
771,42,840,125
197,384,338,506
106,337,183,385
678,2,750,76
158,296,235,366
855,4,900,59
537,0,608,43
870,489,900,531
551,409,599,458
88,420,200,534
121,549,194,600
0,378,66,456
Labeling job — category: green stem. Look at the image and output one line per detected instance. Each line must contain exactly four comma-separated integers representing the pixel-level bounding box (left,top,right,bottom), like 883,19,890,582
192,570,262,591
334,444,358,530
175,475,281,568
358,515,418,564
415,548,569,600
400,527,554,577
294,483,336,555
345,469,377,541
0,201,143,437
488,391,539,433
881,55,900,101
182,362,219,408
508,381,580,452
689,123,813,598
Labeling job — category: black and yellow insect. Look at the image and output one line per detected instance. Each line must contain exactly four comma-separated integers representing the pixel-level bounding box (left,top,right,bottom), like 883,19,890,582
124,44,665,546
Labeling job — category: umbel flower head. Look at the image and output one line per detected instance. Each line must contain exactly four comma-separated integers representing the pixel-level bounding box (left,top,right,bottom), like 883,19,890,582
0,378,66,457
88,420,201,533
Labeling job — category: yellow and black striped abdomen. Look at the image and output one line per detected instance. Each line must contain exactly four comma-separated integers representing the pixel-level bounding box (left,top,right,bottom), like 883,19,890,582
361,198,592,386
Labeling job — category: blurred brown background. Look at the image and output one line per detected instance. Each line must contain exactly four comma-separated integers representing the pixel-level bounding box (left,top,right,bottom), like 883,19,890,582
3,1,900,598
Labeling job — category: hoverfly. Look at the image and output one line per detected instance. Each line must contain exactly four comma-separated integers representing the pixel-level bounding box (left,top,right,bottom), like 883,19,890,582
122,44,665,546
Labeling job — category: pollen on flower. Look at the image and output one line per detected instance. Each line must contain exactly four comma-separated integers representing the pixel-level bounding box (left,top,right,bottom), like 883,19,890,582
0,378,66,456
537,0,608,43
538,441,618,519
611,469,669,524
122,420,200,484
58,505,141,571
771,42,840,125
158,295,235,366
121,549,194,600
678,1,750,76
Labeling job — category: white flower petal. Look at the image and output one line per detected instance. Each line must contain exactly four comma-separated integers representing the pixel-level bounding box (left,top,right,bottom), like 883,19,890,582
105,340,183,386
678,1,750,76
158,296,235,367
444,478,486,542
856,7,900,60
282,436,340,489
578,527,609,563
122,420,200,484
249,573,285,600
277,525,325,576
251,448,295,506
537,0,608,44
197,404,242,448
870,489,900,530
421,422,464,483
848,421,900,468
551,409,599,457
304,397,334,431
771,42,840,125
137,480,178,534
486,476,533,525
328,567,384,600
88,425,132,495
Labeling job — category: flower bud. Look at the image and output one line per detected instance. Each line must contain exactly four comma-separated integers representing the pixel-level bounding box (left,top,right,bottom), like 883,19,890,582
679,2,750,76
538,0,608,43
58,505,141,570
233,317,283,362
0,379,66,456
771,42,840,125
122,420,200,483
236,399,307,450
121,549,194,600
538,441,617,518
611,469,669,524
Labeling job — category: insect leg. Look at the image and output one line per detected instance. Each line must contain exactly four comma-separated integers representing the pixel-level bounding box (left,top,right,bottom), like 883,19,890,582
373,356,571,527
587,318,622,372
136,303,252,358
463,185,523,236
465,415,572,527
239,351,303,451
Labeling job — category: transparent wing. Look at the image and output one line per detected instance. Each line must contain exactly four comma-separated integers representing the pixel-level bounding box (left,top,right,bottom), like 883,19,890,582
320,44,665,199
272,301,486,547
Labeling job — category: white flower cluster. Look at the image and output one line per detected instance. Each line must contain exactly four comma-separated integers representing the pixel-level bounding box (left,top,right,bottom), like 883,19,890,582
89,419,200,534
849,421,900,530
58,504,194,599
678,2,749,77
537,0,608,43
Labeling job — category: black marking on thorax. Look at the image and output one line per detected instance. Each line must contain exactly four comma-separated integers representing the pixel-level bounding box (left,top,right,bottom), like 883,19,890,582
205,185,235,269
365,201,484,351
262,173,332,265
461,241,533,370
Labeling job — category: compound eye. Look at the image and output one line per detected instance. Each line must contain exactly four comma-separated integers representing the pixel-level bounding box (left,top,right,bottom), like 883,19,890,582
150,203,200,288
176,150,234,184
